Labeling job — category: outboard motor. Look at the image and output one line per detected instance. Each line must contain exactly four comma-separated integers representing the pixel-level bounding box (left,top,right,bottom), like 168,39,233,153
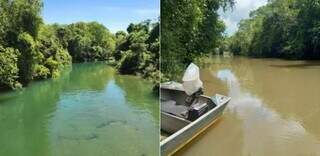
182,63,204,106
182,63,203,96
185,88,203,106
182,63,208,121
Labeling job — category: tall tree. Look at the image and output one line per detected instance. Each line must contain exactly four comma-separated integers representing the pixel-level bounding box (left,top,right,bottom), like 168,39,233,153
228,0,320,59
161,0,234,79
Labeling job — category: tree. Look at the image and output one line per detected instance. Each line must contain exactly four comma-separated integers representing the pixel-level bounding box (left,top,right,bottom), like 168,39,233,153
0,0,72,89
116,21,160,84
0,46,21,89
161,0,234,80
228,0,320,60
57,22,115,62
0,0,158,91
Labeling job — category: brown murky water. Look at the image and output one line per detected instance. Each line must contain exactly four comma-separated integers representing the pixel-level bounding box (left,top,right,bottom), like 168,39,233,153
174,56,320,156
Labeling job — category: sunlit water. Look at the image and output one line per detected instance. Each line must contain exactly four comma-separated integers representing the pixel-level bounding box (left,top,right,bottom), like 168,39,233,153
0,63,159,156
175,56,320,156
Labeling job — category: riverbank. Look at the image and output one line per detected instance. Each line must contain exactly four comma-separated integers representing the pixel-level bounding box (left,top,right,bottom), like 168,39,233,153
227,0,320,60
0,0,159,91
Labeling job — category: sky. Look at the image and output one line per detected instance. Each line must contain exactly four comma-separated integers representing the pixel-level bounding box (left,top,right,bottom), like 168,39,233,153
220,0,268,35
43,0,160,33
43,0,267,35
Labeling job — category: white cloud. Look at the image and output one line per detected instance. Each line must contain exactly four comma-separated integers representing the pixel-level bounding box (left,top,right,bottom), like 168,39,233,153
220,0,268,35
222,17,238,35
222,17,238,34
236,0,266,10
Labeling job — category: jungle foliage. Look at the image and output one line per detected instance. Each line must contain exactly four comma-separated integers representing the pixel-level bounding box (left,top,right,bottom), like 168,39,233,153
161,0,234,80
0,0,159,90
228,0,320,59
53,22,115,62
0,0,72,90
114,21,160,84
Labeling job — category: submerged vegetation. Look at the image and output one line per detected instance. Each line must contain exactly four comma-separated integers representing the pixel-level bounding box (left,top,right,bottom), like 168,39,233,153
0,0,159,91
161,0,234,80
228,0,320,59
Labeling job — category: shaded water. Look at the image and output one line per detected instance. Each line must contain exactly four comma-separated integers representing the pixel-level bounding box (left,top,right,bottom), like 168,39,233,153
175,57,320,156
0,63,159,156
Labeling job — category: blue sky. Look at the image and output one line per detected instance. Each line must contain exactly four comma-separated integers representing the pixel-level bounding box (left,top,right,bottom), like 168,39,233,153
43,0,160,33
42,0,268,35
220,0,268,35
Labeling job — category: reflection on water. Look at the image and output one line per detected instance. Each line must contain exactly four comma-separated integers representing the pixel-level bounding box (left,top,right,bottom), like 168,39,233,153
175,57,320,156
0,63,159,156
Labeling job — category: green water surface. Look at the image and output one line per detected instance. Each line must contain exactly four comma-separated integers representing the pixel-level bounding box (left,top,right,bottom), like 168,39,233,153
0,63,159,156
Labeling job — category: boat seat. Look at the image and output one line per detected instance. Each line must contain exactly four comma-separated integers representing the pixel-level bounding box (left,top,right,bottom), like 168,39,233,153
161,99,189,118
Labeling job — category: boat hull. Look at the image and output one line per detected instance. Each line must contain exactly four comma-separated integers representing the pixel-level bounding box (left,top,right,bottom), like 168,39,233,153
161,112,191,134
160,95,229,156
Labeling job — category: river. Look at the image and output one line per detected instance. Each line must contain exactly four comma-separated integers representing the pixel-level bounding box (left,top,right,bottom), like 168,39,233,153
175,56,320,156
0,63,159,156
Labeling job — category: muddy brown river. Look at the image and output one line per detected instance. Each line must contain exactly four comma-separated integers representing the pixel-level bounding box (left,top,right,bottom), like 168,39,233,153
174,56,320,156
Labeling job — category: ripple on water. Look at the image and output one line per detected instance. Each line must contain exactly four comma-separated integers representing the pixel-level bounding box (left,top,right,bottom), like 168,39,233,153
175,58,320,156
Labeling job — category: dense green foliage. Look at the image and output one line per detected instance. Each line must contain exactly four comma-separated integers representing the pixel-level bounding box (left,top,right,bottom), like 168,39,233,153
115,21,160,84
0,46,21,89
161,0,234,80
0,0,158,90
0,0,72,90
53,22,115,62
229,0,320,59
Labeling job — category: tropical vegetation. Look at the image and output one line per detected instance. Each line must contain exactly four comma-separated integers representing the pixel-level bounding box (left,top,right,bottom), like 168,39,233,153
115,21,160,84
228,0,320,59
0,0,159,91
161,0,234,80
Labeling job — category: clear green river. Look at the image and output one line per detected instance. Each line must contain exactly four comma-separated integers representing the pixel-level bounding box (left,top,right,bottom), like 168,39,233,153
0,63,159,156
